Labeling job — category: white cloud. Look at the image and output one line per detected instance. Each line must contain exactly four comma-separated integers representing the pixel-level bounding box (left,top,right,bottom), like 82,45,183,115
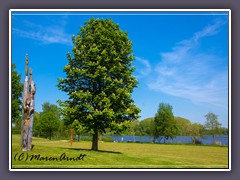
148,20,228,108
135,57,152,79
13,19,72,46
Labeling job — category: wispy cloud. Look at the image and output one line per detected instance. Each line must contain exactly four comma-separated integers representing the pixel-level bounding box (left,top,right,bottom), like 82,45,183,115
134,57,152,79
148,20,228,108
12,17,72,46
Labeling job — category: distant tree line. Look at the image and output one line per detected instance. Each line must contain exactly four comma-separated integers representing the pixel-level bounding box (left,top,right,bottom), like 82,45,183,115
126,116,228,144
125,103,228,144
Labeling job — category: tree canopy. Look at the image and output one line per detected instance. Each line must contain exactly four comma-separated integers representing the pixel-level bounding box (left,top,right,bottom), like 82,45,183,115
40,112,60,140
204,112,222,143
175,117,191,136
40,102,61,119
154,103,178,143
139,118,155,137
34,102,61,140
58,18,140,150
11,63,23,127
71,119,86,141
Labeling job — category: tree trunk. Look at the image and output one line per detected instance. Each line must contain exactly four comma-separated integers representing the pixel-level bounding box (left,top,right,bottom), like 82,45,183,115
153,136,156,143
50,129,52,140
91,131,98,151
77,134,80,142
191,137,195,144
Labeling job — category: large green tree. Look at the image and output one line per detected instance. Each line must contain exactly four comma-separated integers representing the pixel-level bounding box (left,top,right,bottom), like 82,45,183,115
154,103,178,143
11,63,23,128
39,112,59,140
34,102,61,139
58,18,140,151
204,112,222,143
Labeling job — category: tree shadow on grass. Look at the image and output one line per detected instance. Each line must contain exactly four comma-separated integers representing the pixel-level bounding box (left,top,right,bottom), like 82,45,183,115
60,147,122,154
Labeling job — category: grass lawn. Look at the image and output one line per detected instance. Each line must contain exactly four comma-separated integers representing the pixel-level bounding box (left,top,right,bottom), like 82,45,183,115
11,134,229,169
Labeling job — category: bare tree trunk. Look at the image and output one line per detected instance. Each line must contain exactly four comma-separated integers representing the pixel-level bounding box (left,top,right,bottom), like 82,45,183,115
91,131,98,151
21,55,36,151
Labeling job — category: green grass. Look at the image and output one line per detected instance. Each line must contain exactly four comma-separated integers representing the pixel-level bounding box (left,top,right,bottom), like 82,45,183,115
11,134,229,169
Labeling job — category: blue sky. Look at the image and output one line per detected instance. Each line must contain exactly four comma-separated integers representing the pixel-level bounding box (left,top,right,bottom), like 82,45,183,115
11,10,229,127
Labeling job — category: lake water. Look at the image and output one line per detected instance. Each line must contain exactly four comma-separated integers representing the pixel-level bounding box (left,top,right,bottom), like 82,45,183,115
103,135,229,145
